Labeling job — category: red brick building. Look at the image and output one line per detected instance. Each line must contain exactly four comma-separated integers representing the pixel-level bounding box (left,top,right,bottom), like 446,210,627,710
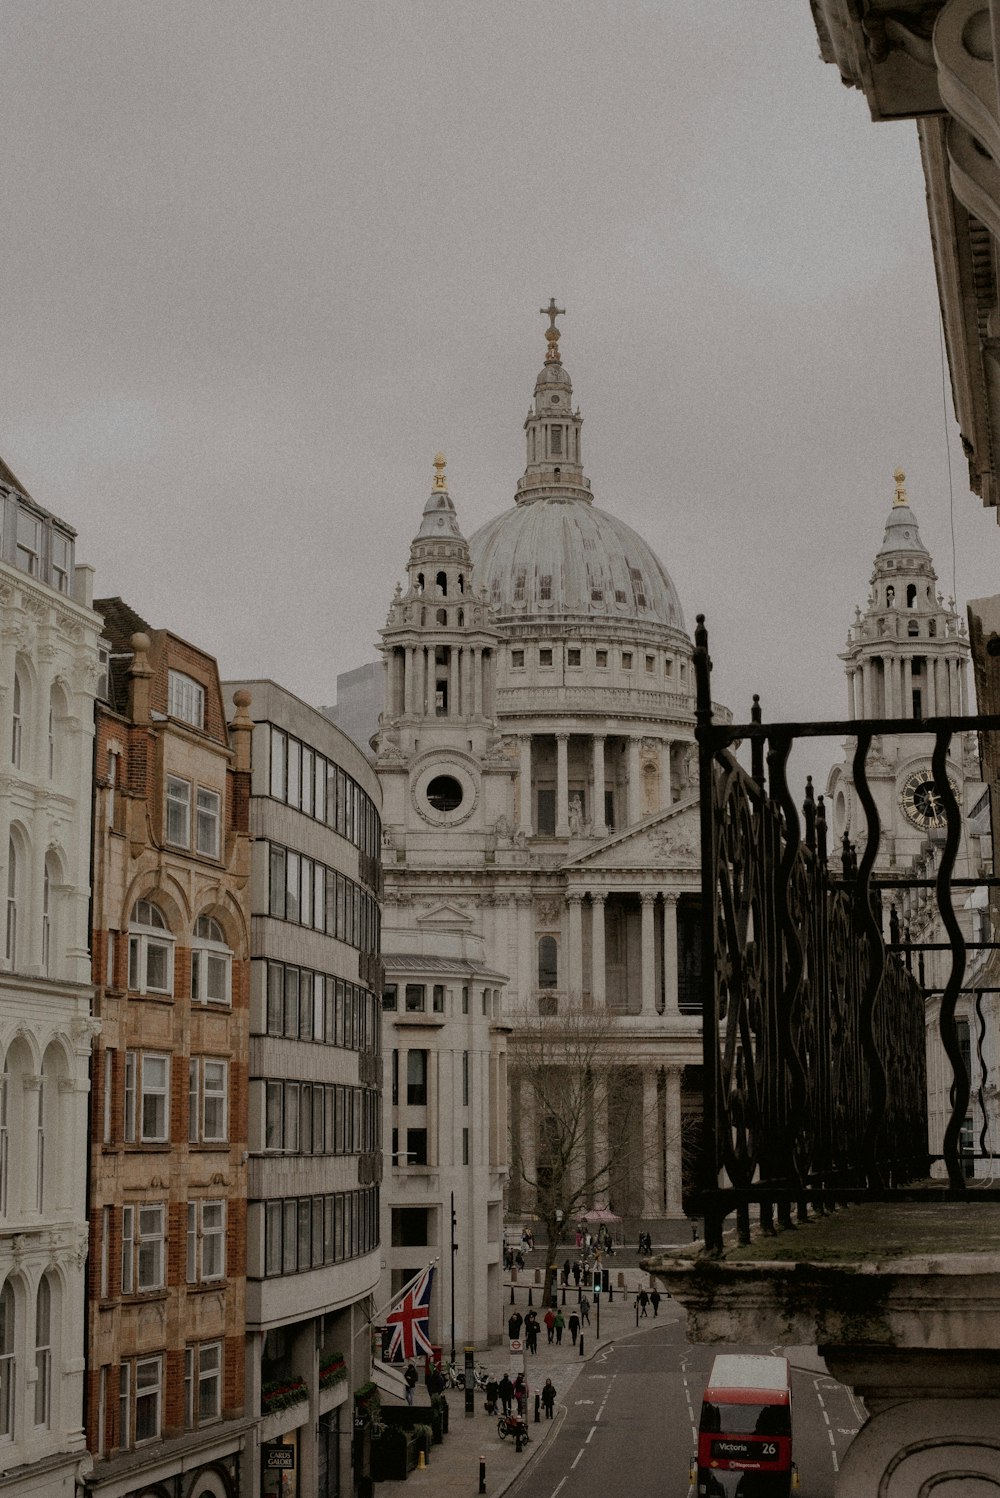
85,601,253,1498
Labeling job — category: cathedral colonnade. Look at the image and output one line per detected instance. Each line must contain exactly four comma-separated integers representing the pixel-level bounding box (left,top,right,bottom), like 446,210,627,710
510,729,685,838
846,652,967,719
387,641,495,720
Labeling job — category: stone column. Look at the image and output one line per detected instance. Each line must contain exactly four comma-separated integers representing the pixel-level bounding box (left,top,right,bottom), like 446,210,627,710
925,656,936,717
902,656,913,718
472,647,482,717
448,646,459,718
640,893,656,1015
662,894,679,1015
960,658,968,715
517,895,534,1006
642,1066,660,1218
518,736,533,837
626,736,642,825
555,733,570,837
592,735,607,835
660,740,673,808
567,893,583,1000
404,646,415,715
847,666,856,720
590,894,606,1008
664,1067,683,1215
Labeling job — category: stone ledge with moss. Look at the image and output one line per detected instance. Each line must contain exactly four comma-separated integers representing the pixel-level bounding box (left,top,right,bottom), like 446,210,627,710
648,1201,1000,1496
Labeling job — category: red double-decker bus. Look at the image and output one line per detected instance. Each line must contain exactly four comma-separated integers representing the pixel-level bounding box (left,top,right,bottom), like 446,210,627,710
693,1354,797,1497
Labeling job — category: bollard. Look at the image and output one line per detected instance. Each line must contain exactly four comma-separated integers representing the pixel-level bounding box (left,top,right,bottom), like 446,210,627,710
527,1288,533,1307
479,1456,486,1494
561,1285,566,1305
510,1283,515,1304
534,1393,540,1423
608,1282,613,1302
515,1424,523,1454
635,1300,639,1327
418,1450,426,1470
579,1334,584,1357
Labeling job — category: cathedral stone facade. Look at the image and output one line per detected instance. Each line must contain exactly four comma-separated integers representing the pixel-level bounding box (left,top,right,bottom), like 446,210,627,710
825,470,988,1170
375,309,711,1346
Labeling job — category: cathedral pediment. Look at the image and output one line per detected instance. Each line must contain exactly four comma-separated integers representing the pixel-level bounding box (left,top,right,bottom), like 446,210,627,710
416,901,475,932
563,797,700,871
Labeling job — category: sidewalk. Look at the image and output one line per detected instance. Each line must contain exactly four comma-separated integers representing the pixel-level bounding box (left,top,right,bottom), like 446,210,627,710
372,1254,677,1498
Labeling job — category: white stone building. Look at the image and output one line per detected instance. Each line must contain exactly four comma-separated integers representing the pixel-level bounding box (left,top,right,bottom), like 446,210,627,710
826,470,988,1171
0,457,102,1496
375,310,714,1343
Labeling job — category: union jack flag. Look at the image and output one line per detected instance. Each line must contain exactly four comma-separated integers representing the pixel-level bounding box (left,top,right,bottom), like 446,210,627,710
383,1265,436,1362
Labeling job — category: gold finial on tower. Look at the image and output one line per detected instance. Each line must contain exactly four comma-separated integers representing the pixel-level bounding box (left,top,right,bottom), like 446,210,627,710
893,467,908,507
541,297,566,364
433,452,447,491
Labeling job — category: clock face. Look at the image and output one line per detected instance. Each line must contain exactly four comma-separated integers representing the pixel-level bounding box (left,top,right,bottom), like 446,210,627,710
900,769,956,830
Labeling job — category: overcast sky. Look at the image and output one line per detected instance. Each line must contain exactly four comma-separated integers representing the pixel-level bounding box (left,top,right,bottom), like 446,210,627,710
3,2,999,793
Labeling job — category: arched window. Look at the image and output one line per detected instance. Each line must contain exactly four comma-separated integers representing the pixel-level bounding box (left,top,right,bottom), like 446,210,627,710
416,573,425,594
928,619,937,638
10,675,22,769
906,584,917,608
907,619,919,637
0,1281,13,1439
436,571,448,597
458,574,465,595
885,585,894,607
42,858,51,976
191,915,232,1006
34,1277,50,1429
538,936,558,989
436,609,447,626
128,900,174,996
6,841,17,968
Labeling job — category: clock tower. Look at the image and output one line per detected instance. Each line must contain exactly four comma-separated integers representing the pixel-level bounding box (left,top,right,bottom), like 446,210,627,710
826,468,981,874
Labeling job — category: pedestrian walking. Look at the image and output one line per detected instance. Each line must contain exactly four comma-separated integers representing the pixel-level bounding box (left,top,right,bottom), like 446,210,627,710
554,1308,565,1345
498,1374,514,1416
568,1310,580,1345
638,1289,649,1318
508,1310,523,1341
562,1258,570,1286
650,1289,661,1317
572,1261,581,1287
579,1294,590,1325
525,1311,539,1354
514,1373,526,1418
404,1362,417,1406
485,1376,499,1415
541,1378,556,1419
544,1308,555,1343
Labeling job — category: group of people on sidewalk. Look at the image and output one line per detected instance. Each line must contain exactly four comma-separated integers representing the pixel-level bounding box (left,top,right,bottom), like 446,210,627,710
484,1372,556,1421
507,1300,590,1353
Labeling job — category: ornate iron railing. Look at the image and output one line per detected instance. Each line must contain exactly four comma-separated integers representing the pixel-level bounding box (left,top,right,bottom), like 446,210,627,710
693,618,1000,1252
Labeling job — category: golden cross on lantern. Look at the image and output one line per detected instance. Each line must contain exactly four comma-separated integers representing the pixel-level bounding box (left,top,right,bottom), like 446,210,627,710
540,297,565,333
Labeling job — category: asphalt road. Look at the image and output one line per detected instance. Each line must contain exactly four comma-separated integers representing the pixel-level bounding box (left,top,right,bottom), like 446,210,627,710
506,1319,864,1498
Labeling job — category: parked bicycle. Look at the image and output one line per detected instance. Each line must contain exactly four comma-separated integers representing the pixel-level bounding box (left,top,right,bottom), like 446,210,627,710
497,1412,531,1442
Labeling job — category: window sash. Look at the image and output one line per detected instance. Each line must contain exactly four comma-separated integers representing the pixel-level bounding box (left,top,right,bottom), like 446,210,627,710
165,776,191,845
134,1356,161,1443
195,787,221,858
140,1054,169,1142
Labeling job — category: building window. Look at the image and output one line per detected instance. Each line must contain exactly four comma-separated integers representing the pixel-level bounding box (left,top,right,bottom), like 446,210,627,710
432,984,445,1013
462,1051,469,1107
184,1342,222,1428
511,649,525,669
124,1052,170,1143
0,1076,6,1216
122,1203,165,1292
10,675,22,768
165,776,191,846
382,984,398,1011
196,787,221,857
51,531,70,593
405,1129,428,1166
462,985,469,1014
127,900,174,995
567,648,581,667
34,1277,51,1429
5,839,17,967
622,651,633,670
462,1127,469,1165
406,1050,427,1106
188,1058,228,1143
539,647,553,667
167,671,205,728
646,654,655,673
187,1200,226,1283
191,915,231,1004
15,508,40,575
595,649,608,668
538,936,558,988
0,1282,12,1439
539,575,552,601
100,1206,111,1297
404,984,425,1013
134,1355,162,1443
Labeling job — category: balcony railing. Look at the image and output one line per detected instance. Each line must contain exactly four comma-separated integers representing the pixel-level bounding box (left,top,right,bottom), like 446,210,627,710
693,617,1000,1253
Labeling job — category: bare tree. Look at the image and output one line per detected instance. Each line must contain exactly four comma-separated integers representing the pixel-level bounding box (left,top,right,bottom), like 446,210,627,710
508,1004,648,1304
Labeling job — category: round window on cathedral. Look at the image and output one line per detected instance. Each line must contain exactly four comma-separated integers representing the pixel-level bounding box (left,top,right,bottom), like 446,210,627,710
426,774,464,813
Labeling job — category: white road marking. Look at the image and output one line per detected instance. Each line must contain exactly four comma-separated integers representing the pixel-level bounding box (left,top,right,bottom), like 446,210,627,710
550,1480,567,1498
586,1426,596,1443
571,1448,584,1469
